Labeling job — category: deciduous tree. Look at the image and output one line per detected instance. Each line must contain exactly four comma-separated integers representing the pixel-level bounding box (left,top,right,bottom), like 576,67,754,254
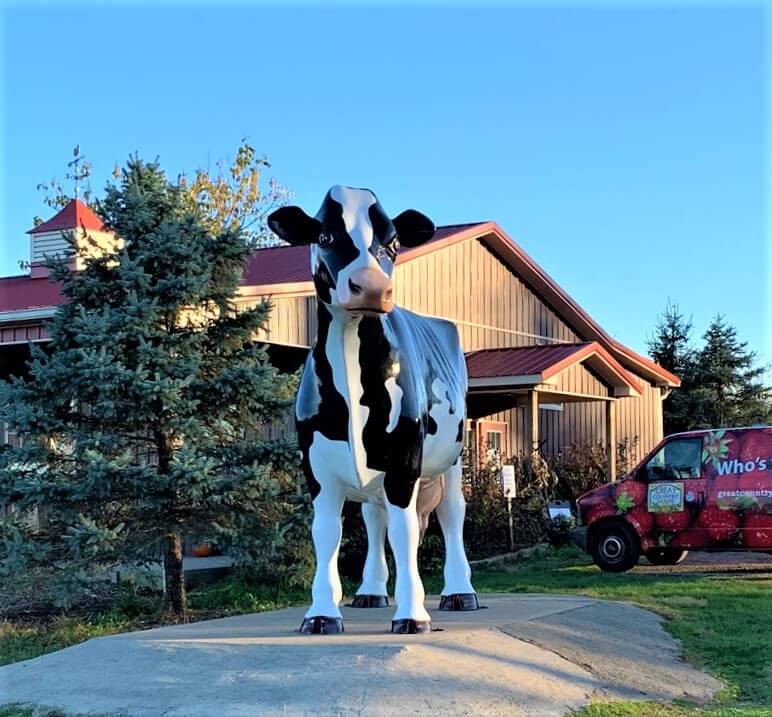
34,140,288,248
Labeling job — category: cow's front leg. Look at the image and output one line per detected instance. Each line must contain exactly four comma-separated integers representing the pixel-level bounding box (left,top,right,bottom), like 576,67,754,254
436,457,479,610
351,501,389,608
299,481,346,634
384,478,431,633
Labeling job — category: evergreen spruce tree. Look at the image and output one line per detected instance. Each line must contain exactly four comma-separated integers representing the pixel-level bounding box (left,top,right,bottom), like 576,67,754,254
0,158,302,617
647,300,696,433
647,300,693,376
689,314,771,428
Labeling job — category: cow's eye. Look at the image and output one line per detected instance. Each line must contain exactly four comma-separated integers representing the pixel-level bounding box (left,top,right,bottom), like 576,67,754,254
318,233,334,248
384,236,400,258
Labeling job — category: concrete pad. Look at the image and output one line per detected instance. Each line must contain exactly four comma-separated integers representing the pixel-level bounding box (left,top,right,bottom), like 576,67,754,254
0,594,722,716
500,599,723,702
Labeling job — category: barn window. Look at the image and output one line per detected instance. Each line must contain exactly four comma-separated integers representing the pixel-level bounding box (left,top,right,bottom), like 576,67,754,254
475,420,509,466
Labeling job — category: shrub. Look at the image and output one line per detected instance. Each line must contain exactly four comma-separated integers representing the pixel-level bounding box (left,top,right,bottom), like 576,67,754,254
462,451,549,559
546,515,575,547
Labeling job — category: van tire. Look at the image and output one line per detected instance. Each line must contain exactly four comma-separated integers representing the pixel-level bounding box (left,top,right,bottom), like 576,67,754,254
590,522,640,573
645,549,689,566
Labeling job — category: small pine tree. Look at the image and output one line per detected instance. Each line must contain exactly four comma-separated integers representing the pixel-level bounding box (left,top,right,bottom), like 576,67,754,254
647,300,696,433
0,158,301,617
647,300,693,375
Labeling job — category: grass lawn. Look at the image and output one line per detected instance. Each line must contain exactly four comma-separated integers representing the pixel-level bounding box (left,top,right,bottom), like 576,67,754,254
1,547,770,717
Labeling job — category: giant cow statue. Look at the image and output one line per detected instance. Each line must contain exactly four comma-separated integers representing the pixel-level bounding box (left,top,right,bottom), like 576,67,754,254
268,186,478,634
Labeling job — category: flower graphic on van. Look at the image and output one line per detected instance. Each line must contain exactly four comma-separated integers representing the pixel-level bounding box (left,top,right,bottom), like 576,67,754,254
703,430,732,467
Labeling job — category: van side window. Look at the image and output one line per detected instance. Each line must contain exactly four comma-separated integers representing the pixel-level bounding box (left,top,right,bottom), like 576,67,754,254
645,438,703,481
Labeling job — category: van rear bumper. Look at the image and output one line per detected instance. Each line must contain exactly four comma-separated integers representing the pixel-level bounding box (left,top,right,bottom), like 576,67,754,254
571,526,588,553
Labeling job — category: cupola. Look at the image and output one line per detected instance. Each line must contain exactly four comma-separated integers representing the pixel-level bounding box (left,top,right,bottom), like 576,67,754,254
26,200,120,278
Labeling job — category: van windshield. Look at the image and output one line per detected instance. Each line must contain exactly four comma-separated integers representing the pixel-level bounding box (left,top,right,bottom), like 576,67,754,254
645,437,702,481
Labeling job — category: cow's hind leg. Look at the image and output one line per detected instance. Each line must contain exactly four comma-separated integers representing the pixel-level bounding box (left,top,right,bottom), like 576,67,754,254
351,501,389,608
300,481,346,634
436,458,479,610
385,479,432,633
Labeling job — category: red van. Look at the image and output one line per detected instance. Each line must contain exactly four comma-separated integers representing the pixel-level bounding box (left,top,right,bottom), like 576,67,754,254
572,426,772,571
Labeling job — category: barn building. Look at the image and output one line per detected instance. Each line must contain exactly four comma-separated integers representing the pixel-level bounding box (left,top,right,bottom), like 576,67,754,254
0,200,680,478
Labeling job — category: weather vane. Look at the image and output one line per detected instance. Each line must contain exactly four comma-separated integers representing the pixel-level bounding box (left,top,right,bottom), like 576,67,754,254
67,145,88,200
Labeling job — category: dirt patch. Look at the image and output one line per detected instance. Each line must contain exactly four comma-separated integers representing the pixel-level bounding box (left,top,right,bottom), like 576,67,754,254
640,551,772,576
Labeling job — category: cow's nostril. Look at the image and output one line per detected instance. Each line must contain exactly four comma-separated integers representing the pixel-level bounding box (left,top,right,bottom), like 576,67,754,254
349,279,362,295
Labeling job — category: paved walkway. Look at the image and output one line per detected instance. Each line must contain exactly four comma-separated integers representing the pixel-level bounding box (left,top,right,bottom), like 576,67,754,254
0,594,721,716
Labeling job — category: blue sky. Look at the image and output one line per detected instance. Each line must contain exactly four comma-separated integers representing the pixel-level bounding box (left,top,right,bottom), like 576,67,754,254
1,2,768,363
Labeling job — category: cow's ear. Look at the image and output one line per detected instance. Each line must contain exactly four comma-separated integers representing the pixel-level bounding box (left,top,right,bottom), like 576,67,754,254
268,206,322,246
392,209,435,248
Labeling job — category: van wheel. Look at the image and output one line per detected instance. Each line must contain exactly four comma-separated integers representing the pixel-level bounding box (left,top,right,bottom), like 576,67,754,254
646,549,688,566
590,522,640,573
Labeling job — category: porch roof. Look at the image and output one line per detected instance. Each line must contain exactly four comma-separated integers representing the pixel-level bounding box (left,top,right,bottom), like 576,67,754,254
465,341,643,397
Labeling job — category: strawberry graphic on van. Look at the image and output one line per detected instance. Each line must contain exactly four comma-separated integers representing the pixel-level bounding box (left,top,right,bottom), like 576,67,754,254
698,505,740,543
740,429,772,464
615,479,647,509
743,510,772,548
573,425,772,573
655,509,691,532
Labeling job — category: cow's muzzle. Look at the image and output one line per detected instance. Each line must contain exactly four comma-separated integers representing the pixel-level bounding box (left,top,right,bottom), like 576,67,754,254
343,268,394,313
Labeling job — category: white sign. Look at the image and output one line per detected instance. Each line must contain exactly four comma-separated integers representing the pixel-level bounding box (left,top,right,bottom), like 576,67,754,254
548,501,573,520
501,464,517,497
647,482,685,513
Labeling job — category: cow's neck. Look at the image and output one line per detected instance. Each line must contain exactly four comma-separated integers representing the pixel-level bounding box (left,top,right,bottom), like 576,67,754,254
315,302,390,484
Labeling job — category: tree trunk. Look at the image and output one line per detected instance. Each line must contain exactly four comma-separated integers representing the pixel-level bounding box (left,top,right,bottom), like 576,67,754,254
164,532,187,618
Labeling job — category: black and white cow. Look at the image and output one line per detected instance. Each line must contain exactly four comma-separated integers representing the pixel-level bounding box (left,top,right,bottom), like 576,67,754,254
268,186,478,634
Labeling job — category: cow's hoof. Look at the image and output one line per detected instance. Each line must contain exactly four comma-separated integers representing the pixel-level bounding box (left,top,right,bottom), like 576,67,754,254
439,593,480,611
391,619,431,634
349,594,389,608
298,616,344,634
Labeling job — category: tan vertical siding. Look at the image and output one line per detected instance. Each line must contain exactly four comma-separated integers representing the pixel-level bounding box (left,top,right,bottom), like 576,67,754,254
394,238,581,351
251,236,665,469
237,294,314,347
615,381,663,459
551,364,609,399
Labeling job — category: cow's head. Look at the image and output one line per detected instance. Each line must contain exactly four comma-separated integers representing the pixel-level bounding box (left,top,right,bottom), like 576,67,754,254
268,186,435,314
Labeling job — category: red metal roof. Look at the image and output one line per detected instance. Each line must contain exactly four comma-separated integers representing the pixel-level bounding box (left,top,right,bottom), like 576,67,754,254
242,223,485,287
242,244,312,286
465,341,643,394
0,274,65,313
27,199,105,235
466,343,593,379
0,224,486,314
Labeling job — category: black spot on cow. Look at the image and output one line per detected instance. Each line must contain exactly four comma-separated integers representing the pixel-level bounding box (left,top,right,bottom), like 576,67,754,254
446,389,456,414
427,415,438,435
296,303,349,499
358,315,398,470
368,200,393,247
368,201,398,272
456,419,464,444
357,315,425,509
313,262,334,304
314,192,360,286
383,416,424,509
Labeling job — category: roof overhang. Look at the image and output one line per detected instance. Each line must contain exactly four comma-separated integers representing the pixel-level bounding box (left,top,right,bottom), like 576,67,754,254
0,307,57,323
467,341,643,398
477,225,680,388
